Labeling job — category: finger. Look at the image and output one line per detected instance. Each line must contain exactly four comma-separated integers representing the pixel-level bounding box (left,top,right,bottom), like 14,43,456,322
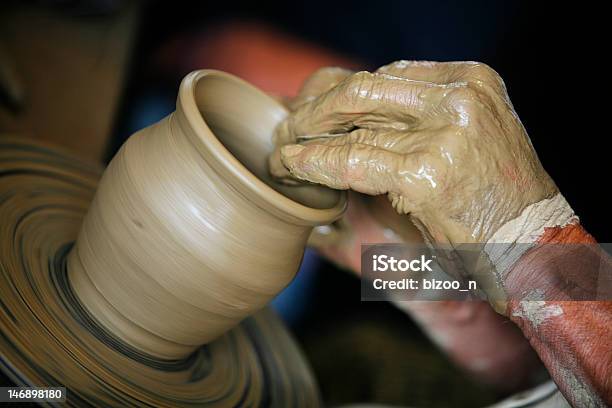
377,61,509,102
268,146,302,183
279,71,451,142
379,61,509,102
271,128,394,182
451,62,510,103
376,60,497,86
376,60,458,84
280,142,435,215
291,67,354,109
280,143,399,195
302,128,409,152
271,68,361,180
299,125,458,159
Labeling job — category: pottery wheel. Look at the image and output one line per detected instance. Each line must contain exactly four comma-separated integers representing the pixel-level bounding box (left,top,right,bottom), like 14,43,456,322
0,136,319,406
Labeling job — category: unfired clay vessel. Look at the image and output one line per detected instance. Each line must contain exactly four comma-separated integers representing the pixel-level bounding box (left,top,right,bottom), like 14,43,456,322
0,69,345,406
68,69,346,359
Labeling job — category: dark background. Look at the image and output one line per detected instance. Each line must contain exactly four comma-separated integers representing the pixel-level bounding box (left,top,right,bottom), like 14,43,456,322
1,1,605,407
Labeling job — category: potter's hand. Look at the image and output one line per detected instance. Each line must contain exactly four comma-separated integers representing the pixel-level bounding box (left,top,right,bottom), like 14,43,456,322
274,63,612,407
271,67,414,271
269,67,354,184
273,61,558,246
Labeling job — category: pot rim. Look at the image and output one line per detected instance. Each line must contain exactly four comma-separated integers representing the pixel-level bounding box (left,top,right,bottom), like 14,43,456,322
176,69,347,226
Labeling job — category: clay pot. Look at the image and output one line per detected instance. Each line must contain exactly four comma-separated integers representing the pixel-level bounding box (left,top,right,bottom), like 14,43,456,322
67,70,346,360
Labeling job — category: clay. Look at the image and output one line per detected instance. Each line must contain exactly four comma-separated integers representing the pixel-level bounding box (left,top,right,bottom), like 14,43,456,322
272,60,557,274
280,68,539,391
274,61,556,245
279,67,548,392
269,66,353,183
0,71,337,405
67,70,346,359
484,193,577,303
487,194,576,246
273,61,611,406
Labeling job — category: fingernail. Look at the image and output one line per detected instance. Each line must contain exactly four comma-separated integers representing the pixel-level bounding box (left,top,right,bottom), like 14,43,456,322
281,144,305,159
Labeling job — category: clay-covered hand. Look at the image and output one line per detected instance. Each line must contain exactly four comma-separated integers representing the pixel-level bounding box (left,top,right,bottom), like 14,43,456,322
268,68,547,392
270,67,425,272
272,61,558,246
269,66,354,184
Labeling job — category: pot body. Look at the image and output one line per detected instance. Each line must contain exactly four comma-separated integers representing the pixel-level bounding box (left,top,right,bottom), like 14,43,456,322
68,70,345,359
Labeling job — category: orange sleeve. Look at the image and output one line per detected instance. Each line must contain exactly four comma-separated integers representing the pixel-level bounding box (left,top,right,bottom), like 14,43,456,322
506,223,612,407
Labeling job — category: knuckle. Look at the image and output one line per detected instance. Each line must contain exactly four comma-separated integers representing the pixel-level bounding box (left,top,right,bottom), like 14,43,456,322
463,62,505,88
445,86,485,124
470,61,497,75
378,60,413,72
377,60,440,76
344,71,374,97
448,86,479,104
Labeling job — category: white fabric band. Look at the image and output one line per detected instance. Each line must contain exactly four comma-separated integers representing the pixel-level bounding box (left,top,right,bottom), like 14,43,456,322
484,193,577,282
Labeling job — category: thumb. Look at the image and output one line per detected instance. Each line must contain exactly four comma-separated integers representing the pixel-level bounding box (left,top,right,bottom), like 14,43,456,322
280,143,404,197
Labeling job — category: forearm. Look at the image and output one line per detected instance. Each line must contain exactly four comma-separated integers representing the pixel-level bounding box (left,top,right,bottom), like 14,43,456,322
504,222,612,406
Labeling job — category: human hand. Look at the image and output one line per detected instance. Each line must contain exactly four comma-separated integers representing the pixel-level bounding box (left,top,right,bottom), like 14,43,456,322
269,67,426,272
270,63,608,406
269,66,547,390
273,61,558,248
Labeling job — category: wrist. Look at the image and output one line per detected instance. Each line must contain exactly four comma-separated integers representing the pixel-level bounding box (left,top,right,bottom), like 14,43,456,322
481,193,579,313
504,222,599,313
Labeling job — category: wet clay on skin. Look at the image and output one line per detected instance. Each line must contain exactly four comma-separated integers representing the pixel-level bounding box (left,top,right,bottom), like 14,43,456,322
271,61,611,406
270,61,558,249
269,61,559,303
272,67,552,392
